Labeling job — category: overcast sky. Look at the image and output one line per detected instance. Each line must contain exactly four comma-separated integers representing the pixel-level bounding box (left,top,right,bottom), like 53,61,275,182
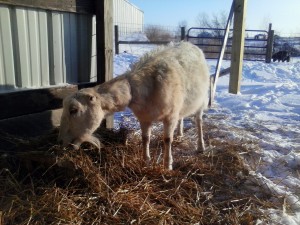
130,0,300,36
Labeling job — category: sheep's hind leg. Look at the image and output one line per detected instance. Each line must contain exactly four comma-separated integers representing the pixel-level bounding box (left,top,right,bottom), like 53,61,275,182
195,110,205,153
140,122,152,166
163,117,178,170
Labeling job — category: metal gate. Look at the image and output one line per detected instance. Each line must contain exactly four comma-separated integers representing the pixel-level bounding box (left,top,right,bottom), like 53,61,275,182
187,27,269,61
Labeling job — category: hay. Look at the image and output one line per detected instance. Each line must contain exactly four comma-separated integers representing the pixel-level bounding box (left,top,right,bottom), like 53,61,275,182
0,123,277,224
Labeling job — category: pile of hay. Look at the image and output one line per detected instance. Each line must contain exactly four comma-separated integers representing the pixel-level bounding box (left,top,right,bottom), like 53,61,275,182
0,121,276,224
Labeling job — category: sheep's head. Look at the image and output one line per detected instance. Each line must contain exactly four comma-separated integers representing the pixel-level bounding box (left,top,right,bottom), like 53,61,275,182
58,88,104,149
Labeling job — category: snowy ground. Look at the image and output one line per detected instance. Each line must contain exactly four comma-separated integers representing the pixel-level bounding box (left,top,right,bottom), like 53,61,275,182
113,47,300,224
208,59,300,225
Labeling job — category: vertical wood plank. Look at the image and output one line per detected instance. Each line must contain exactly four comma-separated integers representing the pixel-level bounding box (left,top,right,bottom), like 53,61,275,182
229,0,247,94
96,0,114,128
96,0,113,84
0,6,16,88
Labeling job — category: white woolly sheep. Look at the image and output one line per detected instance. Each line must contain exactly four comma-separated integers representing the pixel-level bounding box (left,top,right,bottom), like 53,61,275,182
58,42,209,170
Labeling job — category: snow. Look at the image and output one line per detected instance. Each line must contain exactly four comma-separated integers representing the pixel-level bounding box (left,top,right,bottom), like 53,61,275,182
113,39,300,224
208,59,300,224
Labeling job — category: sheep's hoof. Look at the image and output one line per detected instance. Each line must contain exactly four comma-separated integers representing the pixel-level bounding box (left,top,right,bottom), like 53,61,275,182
197,145,205,154
163,161,173,170
143,156,151,167
176,135,183,142
164,164,173,170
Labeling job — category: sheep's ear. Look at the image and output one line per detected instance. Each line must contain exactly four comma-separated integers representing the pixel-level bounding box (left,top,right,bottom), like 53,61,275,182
83,93,96,104
99,94,115,111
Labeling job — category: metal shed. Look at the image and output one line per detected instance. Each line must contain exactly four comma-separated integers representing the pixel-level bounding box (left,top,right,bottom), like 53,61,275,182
0,0,144,92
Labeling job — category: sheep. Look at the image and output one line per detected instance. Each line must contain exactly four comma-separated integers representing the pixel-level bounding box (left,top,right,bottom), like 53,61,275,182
272,50,291,62
58,42,210,170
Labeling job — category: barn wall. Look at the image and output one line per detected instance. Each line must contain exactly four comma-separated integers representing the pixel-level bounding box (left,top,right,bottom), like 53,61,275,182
0,4,96,92
0,0,143,92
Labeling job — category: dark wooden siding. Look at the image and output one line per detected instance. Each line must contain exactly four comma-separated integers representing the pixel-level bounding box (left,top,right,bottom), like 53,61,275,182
0,0,95,14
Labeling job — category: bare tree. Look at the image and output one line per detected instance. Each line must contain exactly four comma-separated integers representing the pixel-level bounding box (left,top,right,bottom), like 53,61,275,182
145,25,172,42
196,11,228,37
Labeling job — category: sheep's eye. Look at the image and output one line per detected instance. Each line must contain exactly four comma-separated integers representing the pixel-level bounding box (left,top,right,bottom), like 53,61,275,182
69,108,78,115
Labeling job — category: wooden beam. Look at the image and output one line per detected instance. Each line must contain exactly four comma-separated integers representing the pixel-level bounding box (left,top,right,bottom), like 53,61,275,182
95,0,114,128
0,0,95,14
0,83,96,120
229,0,247,94
209,1,234,106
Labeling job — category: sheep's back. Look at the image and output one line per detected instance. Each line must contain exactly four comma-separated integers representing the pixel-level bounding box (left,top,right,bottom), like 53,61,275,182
128,42,209,121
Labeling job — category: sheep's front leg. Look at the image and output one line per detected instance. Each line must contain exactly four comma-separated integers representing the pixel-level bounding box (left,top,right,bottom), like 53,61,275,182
140,122,152,166
195,110,205,153
163,118,178,170
177,118,183,137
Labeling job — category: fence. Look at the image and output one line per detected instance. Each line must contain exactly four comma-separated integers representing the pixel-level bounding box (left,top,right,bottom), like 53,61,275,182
187,27,271,61
114,24,275,62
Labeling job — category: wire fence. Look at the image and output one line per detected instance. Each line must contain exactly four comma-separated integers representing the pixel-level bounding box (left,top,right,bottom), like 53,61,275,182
187,27,270,61
114,23,300,59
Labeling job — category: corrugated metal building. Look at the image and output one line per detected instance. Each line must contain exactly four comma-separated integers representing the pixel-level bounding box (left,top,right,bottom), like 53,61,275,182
0,0,143,92
113,0,144,35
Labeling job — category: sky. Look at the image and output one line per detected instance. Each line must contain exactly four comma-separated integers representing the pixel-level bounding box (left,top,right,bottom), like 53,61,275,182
129,0,300,36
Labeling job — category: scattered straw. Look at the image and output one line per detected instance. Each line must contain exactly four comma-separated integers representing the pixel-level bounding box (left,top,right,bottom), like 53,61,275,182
0,122,279,224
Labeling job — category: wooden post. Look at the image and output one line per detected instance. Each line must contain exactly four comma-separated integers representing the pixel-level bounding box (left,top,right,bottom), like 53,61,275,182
266,23,274,63
229,0,247,94
96,0,114,128
0,210,3,225
181,27,185,41
115,25,119,54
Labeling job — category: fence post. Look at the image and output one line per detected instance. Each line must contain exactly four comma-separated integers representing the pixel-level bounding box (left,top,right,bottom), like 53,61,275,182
181,27,185,41
266,23,274,63
115,25,119,54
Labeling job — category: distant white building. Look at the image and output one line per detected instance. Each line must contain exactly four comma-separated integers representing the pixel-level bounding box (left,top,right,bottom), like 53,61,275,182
113,0,144,36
